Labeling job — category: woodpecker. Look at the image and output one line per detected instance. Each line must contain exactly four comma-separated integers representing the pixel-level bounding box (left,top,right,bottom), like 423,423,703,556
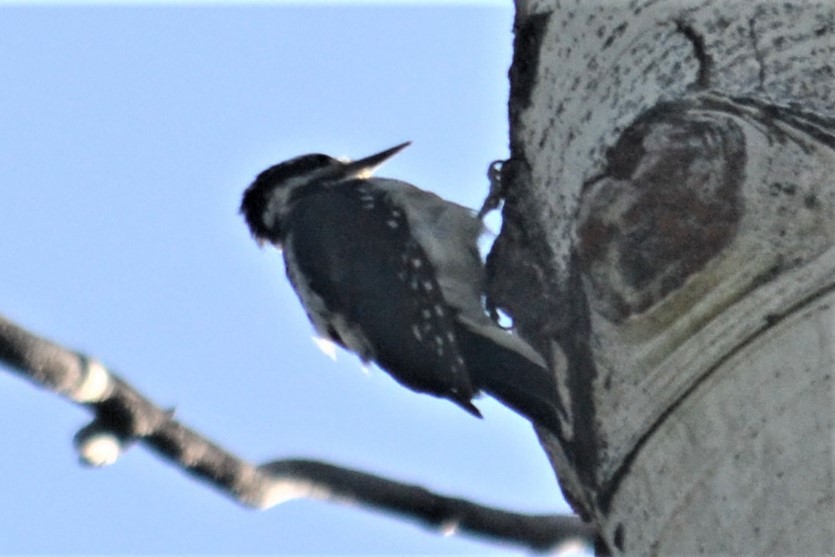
241,142,560,431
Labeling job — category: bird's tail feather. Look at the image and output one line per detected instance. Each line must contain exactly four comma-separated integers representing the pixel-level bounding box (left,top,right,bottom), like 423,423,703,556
454,322,562,435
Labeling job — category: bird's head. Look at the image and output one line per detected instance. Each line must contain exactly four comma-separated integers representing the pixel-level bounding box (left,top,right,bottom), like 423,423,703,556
240,142,411,244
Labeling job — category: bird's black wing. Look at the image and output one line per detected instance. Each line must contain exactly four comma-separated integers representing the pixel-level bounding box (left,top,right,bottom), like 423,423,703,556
285,181,480,416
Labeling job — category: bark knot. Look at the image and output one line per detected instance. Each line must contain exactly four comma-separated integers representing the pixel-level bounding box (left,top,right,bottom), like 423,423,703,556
577,101,746,321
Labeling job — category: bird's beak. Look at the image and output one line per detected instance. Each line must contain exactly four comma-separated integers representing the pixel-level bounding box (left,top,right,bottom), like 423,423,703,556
342,141,411,178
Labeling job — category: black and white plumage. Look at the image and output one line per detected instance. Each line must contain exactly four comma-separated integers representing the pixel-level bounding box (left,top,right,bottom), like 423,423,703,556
240,142,560,430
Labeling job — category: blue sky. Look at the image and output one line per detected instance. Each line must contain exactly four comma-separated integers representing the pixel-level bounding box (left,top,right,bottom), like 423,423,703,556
0,5,582,554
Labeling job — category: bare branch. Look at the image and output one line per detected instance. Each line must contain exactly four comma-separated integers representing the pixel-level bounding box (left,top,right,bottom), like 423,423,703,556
261,459,595,550
0,313,594,552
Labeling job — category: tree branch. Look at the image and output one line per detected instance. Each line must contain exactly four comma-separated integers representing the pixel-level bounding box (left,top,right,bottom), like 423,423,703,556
0,312,594,552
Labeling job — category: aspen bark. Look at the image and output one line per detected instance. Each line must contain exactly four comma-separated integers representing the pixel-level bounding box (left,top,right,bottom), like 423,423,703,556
489,1,835,554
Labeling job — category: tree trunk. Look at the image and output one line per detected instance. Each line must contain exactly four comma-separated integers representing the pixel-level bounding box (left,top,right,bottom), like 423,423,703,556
488,1,834,554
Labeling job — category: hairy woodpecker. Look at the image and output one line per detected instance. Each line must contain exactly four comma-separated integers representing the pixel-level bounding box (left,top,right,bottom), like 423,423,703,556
241,142,560,431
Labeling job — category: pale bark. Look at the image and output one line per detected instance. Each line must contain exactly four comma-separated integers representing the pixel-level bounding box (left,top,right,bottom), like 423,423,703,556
488,1,834,554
